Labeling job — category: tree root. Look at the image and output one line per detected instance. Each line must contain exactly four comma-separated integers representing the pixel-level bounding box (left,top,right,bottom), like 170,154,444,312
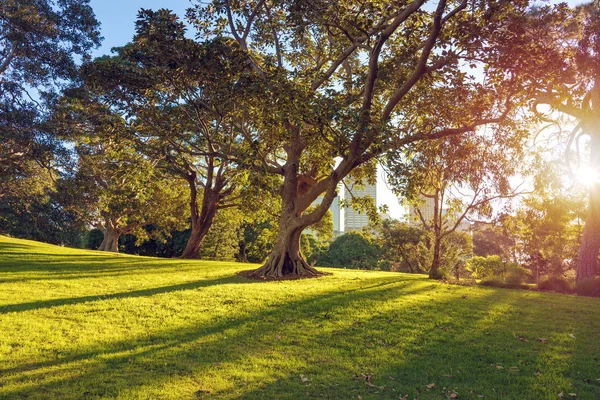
240,252,328,280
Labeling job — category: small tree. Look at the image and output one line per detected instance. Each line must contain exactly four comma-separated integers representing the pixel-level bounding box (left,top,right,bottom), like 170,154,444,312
376,219,428,273
386,132,528,278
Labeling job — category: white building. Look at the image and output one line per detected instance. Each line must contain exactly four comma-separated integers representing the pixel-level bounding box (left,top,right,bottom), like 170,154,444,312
344,181,377,232
408,194,471,234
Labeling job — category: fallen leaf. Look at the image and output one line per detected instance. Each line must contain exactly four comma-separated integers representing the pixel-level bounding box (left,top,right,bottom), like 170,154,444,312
535,372,542,376
558,393,564,398
427,383,436,389
569,334,576,339
388,376,396,380
364,381,384,390
538,338,548,344
357,396,362,400
568,394,577,397
449,393,459,398
300,374,309,383
195,389,210,395
496,365,504,370
516,335,529,342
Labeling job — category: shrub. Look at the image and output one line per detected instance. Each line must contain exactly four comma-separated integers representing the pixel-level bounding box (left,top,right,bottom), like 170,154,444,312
430,268,447,280
479,273,526,289
479,276,504,287
538,276,572,293
503,273,527,289
318,232,383,270
574,277,600,298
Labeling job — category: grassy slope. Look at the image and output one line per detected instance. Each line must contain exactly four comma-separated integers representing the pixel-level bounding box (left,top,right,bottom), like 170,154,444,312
0,236,599,400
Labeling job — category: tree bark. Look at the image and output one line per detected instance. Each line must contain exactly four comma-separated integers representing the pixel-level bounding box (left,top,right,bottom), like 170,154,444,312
246,137,334,278
576,130,600,282
181,222,212,259
246,223,320,278
429,235,442,279
98,227,120,252
428,189,443,279
576,81,600,283
180,171,220,259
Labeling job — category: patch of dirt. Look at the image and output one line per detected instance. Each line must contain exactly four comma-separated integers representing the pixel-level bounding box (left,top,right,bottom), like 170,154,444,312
238,269,331,281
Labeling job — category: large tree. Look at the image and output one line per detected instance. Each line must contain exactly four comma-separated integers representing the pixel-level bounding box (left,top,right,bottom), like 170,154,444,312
0,0,101,185
79,10,271,259
185,0,568,278
532,1,600,282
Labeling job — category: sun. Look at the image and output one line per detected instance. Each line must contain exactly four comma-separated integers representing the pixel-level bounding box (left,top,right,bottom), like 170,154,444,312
575,166,600,186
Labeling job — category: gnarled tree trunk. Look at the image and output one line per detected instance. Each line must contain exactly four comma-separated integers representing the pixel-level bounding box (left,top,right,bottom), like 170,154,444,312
245,137,340,279
96,215,140,253
246,212,320,278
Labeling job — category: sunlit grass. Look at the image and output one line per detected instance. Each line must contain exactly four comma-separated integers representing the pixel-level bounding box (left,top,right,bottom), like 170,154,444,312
1,235,599,399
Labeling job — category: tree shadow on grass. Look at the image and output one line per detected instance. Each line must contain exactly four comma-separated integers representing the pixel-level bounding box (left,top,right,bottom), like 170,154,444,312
236,287,600,400
0,275,255,314
0,277,430,399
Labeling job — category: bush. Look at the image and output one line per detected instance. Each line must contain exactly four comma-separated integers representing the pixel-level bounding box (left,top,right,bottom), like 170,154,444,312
479,276,504,287
465,255,504,279
318,232,383,270
538,276,572,293
574,277,600,298
479,272,527,289
430,268,447,280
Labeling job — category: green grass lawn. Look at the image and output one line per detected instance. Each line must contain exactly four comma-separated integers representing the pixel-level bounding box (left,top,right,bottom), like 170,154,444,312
1,236,599,399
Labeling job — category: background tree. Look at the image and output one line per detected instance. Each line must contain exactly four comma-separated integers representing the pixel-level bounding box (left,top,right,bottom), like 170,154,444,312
185,0,565,278
79,9,270,259
472,222,516,261
0,162,85,246
61,136,188,252
376,219,429,273
318,231,384,270
386,130,529,278
0,0,101,186
532,1,600,282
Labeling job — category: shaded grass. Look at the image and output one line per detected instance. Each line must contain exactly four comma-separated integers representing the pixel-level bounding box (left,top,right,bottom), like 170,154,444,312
1,236,599,399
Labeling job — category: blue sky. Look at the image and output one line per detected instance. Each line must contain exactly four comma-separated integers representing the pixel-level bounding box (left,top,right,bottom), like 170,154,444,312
89,0,192,57
87,0,589,219
89,0,588,58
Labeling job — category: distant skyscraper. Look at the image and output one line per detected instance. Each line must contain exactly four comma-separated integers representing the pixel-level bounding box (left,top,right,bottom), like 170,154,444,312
344,182,377,231
331,195,342,236
306,192,342,238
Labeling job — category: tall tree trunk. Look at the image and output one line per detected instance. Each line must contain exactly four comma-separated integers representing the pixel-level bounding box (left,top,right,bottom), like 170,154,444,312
429,235,442,279
180,172,219,259
98,227,120,252
181,222,212,259
576,127,600,282
429,189,443,279
246,137,333,278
